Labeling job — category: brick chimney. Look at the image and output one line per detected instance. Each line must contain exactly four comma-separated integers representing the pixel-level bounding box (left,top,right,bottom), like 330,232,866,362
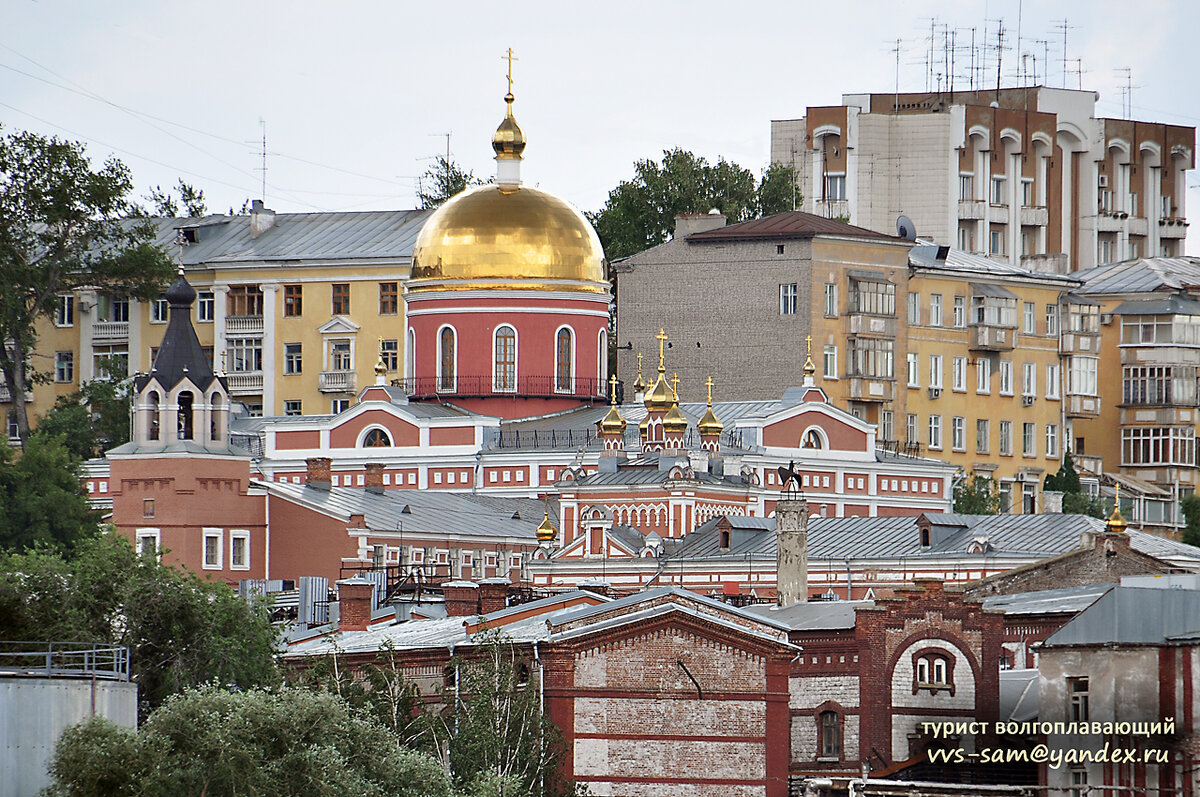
336,577,375,631
775,498,809,607
442,581,480,617
364,463,385,495
249,199,276,239
674,211,727,238
306,457,332,491
478,578,509,615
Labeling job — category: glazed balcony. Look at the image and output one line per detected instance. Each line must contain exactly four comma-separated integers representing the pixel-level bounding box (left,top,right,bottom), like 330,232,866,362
1064,393,1101,418
1119,405,1199,427
846,313,897,338
1060,331,1101,356
845,376,894,403
1121,346,1200,367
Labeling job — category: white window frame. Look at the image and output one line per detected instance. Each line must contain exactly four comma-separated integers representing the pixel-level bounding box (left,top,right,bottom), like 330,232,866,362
1022,422,1036,457
780,283,798,315
56,294,74,327
930,294,943,327
152,296,169,324
54,351,74,383
953,295,965,327
1023,302,1036,334
823,345,838,380
999,420,1013,457
136,528,161,560
976,359,991,394
952,416,965,452
823,284,837,317
952,356,967,391
928,415,942,450
197,291,214,323
1046,364,1061,399
929,355,943,389
1045,304,1059,336
907,353,920,387
493,325,518,393
203,528,223,570
284,343,302,375
1022,362,1036,397
230,530,250,570
999,360,1013,395
1046,424,1058,458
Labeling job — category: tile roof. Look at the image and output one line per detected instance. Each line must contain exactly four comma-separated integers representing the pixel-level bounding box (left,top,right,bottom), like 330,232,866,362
684,211,896,242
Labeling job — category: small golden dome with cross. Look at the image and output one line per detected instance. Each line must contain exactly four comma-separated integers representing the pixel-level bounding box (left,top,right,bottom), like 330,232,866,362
698,376,723,436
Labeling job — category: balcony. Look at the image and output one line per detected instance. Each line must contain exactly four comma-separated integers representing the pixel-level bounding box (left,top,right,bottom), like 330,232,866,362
1121,346,1200,367
1119,406,1198,427
1075,454,1103,476
1160,217,1188,239
1060,331,1100,355
847,314,897,338
968,324,1017,351
92,321,129,342
398,375,606,401
0,384,33,403
319,370,357,394
225,371,264,396
226,315,264,334
845,376,894,403
1020,206,1049,226
1064,393,1101,418
957,200,987,220
1096,212,1125,232
816,199,849,220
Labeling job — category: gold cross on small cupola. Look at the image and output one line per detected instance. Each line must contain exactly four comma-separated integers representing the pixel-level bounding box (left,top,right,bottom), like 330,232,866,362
803,334,816,376
502,47,518,94
655,328,668,373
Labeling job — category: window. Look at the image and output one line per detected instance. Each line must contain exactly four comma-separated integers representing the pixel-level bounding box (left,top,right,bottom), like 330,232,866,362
1023,302,1035,334
197,291,214,322
230,531,250,570
929,294,943,327
881,410,894,442
906,413,918,444
1022,362,1036,396
439,327,456,391
928,415,942,449
56,295,74,327
1021,178,1035,207
1123,366,1197,406
1122,427,1197,466
379,339,398,372
1100,238,1113,263
847,339,893,385
820,711,841,758
952,416,965,451
976,419,990,453
284,343,302,375
283,400,302,416
952,356,967,391
976,359,990,393
1046,424,1058,458
823,345,837,379
779,283,797,315
54,351,73,383
953,295,965,327
914,651,954,694
999,360,1013,395
329,340,352,371
959,173,974,201
331,283,350,315
494,325,517,392
907,291,920,324
363,429,392,447
1066,357,1098,396
991,176,1006,204
136,529,160,560
93,345,128,379
143,499,155,518
284,284,302,317
824,173,846,201
331,398,350,414
203,528,223,569
907,353,920,387
1046,364,1061,399
1068,677,1089,722
958,227,970,250
990,229,1003,255
555,328,573,392
1121,314,1200,345
379,282,398,315
1069,769,1088,797
152,295,169,323
227,338,262,373
1022,422,1035,456
227,285,263,316
177,391,194,440
849,278,895,315
823,284,837,317
999,421,1012,456
1045,304,1059,336
929,355,943,389
147,392,161,441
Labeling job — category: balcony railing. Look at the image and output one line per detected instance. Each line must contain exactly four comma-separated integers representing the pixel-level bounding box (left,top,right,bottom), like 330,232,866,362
92,321,129,341
0,384,34,403
226,315,265,334
397,375,606,401
1160,217,1188,239
0,641,129,681
1060,331,1100,355
847,313,897,337
225,371,264,396
969,324,1017,351
319,370,357,393
957,200,987,220
1065,393,1101,418
845,375,895,402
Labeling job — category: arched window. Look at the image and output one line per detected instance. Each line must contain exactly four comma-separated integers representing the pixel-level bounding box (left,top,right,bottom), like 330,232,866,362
177,391,194,440
210,393,223,441
802,428,825,449
363,428,392,447
555,327,573,392
913,650,955,695
148,392,160,441
406,328,416,381
598,328,608,393
438,327,456,392
494,325,517,392
820,711,841,757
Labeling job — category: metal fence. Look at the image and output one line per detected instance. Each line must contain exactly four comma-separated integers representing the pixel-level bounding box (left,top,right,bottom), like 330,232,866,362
0,642,130,681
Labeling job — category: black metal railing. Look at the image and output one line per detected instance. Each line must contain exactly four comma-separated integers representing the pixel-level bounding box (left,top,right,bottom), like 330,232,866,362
393,375,607,401
0,641,130,680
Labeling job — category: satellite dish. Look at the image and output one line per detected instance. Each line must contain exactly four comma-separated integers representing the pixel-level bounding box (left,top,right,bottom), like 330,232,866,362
896,215,917,241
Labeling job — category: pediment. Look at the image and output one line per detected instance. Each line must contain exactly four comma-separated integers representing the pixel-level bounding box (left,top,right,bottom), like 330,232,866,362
317,316,361,335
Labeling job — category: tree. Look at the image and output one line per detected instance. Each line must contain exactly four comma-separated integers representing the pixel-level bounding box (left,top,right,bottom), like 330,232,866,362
44,687,454,797
0,127,175,444
0,534,279,715
588,149,800,260
32,373,132,460
143,178,207,217
1180,495,1200,548
953,474,1001,514
1043,450,1083,495
418,156,484,209
0,434,98,552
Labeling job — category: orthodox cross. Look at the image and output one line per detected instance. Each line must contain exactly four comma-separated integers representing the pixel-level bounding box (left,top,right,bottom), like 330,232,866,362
671,372,680,399
655,328,668,372
503,48,518,93
705,376,714,406
609,373,619,405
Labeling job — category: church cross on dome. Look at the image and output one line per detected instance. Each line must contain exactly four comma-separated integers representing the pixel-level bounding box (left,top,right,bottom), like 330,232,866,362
503,48,519,95
609,373,619,406
706,376,714,406
655,328,668,373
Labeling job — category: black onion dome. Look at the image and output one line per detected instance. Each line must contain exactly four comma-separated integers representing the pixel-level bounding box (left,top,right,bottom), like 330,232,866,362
136,272,217,392
164,273,197,306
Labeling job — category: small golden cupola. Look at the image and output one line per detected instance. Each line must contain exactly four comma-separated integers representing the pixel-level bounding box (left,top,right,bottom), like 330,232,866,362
597,374,627,450
662,373,689,450
698,376,723,452
1105,483,1128,533
632,352,648,397
644,329,675,413
493,48,527,187
536,510,558,545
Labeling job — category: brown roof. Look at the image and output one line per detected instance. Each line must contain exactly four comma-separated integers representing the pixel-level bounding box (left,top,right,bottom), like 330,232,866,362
685,210,896,242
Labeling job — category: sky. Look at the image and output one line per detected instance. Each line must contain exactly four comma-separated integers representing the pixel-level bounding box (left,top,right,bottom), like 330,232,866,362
4,0,1199,253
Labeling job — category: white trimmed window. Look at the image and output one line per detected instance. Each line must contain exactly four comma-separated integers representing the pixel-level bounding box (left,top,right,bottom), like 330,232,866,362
203,528,223,569
780,283,798,315
928,415,942,450
952,356,967,391
136,528,160,560
230,530,250,570
976,360,991,393
999,360,1013,395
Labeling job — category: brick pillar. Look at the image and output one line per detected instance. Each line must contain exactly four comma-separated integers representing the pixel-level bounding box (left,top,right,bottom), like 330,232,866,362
442,581,480,617
364,463,385,494
478,578,509,614
336,577,375,631
306,457,331,491
775,498,808,606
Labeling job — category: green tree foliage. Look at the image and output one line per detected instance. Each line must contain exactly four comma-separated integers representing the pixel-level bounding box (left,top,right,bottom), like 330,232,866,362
1062,491,1107,519
588,149,799,259
0,127,175,442
953,474,1001,514
1180,494,1200,548
1043,450,1083,494
418,156,484,209
33,374,132,460
143,178,207,217
0,435,98,552
44,687,454,797
0,535,279,715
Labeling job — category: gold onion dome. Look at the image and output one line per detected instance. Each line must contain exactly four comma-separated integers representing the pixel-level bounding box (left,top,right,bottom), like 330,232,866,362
1106,485,1128,533
599,404,627,435
492,93,526,159
536,512,557,543
663,402,689,434
644,374,675,413
698,405,723,436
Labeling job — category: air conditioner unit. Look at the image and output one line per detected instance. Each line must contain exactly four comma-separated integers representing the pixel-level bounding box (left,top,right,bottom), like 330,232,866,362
928,387,942,399
1098,174,1109,188
1021,395,1036,407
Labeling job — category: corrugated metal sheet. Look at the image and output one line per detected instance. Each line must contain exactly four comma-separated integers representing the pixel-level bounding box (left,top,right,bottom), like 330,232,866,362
982,584,1114,616
686,211,895,241
1043,586,1200,646
1075,256,1200,295
910,242,1081,285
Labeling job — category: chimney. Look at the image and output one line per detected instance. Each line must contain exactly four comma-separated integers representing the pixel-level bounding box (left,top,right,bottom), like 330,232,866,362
442,581,480,617
674,211,727,239
306,457,332,491
249,199,276,239
364,463,385,495
478,578,509,615
775,498,809,607
336,577,375,632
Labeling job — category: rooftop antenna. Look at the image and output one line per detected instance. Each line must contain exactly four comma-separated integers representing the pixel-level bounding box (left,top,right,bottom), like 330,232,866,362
993,20,1006,100
1015,0,1024,84
1115,67,1137,119
1053,19,1074,89
257,118,267,202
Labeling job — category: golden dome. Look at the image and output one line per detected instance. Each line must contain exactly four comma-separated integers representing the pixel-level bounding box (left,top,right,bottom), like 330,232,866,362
644,373,674,413
599,405,627,435
698,406,723,436
536,511,557,543
493,93,526,159
663,403,689,434
1106,484,1128,533
409,184,607,293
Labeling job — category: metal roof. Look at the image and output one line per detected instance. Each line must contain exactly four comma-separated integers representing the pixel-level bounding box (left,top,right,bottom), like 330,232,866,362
971,282,1019,299
981,583,1114,617
909,242,1081,285
740,599,870,631
1110,294,1200,316
999,669,1040,722
1074,256,1200,295
684,210,896,242
1043,586,1200,647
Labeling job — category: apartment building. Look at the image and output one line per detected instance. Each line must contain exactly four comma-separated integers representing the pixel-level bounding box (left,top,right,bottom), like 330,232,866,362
771,87,1193,271
16,204,428,426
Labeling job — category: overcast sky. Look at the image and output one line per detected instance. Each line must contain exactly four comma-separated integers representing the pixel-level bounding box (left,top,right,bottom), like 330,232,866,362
5,0,1198,253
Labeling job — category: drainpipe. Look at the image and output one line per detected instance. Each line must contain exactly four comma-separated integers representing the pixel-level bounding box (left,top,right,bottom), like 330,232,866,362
534,640,544,794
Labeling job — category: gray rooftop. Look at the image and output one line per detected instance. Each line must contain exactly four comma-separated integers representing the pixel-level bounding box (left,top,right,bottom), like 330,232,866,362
1043,586,1200,647
1074,256,1200,295
999,669,1040,722
981,584,1114,617
1110,294,1200,316
909,242,1081,286
740,599,871,631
